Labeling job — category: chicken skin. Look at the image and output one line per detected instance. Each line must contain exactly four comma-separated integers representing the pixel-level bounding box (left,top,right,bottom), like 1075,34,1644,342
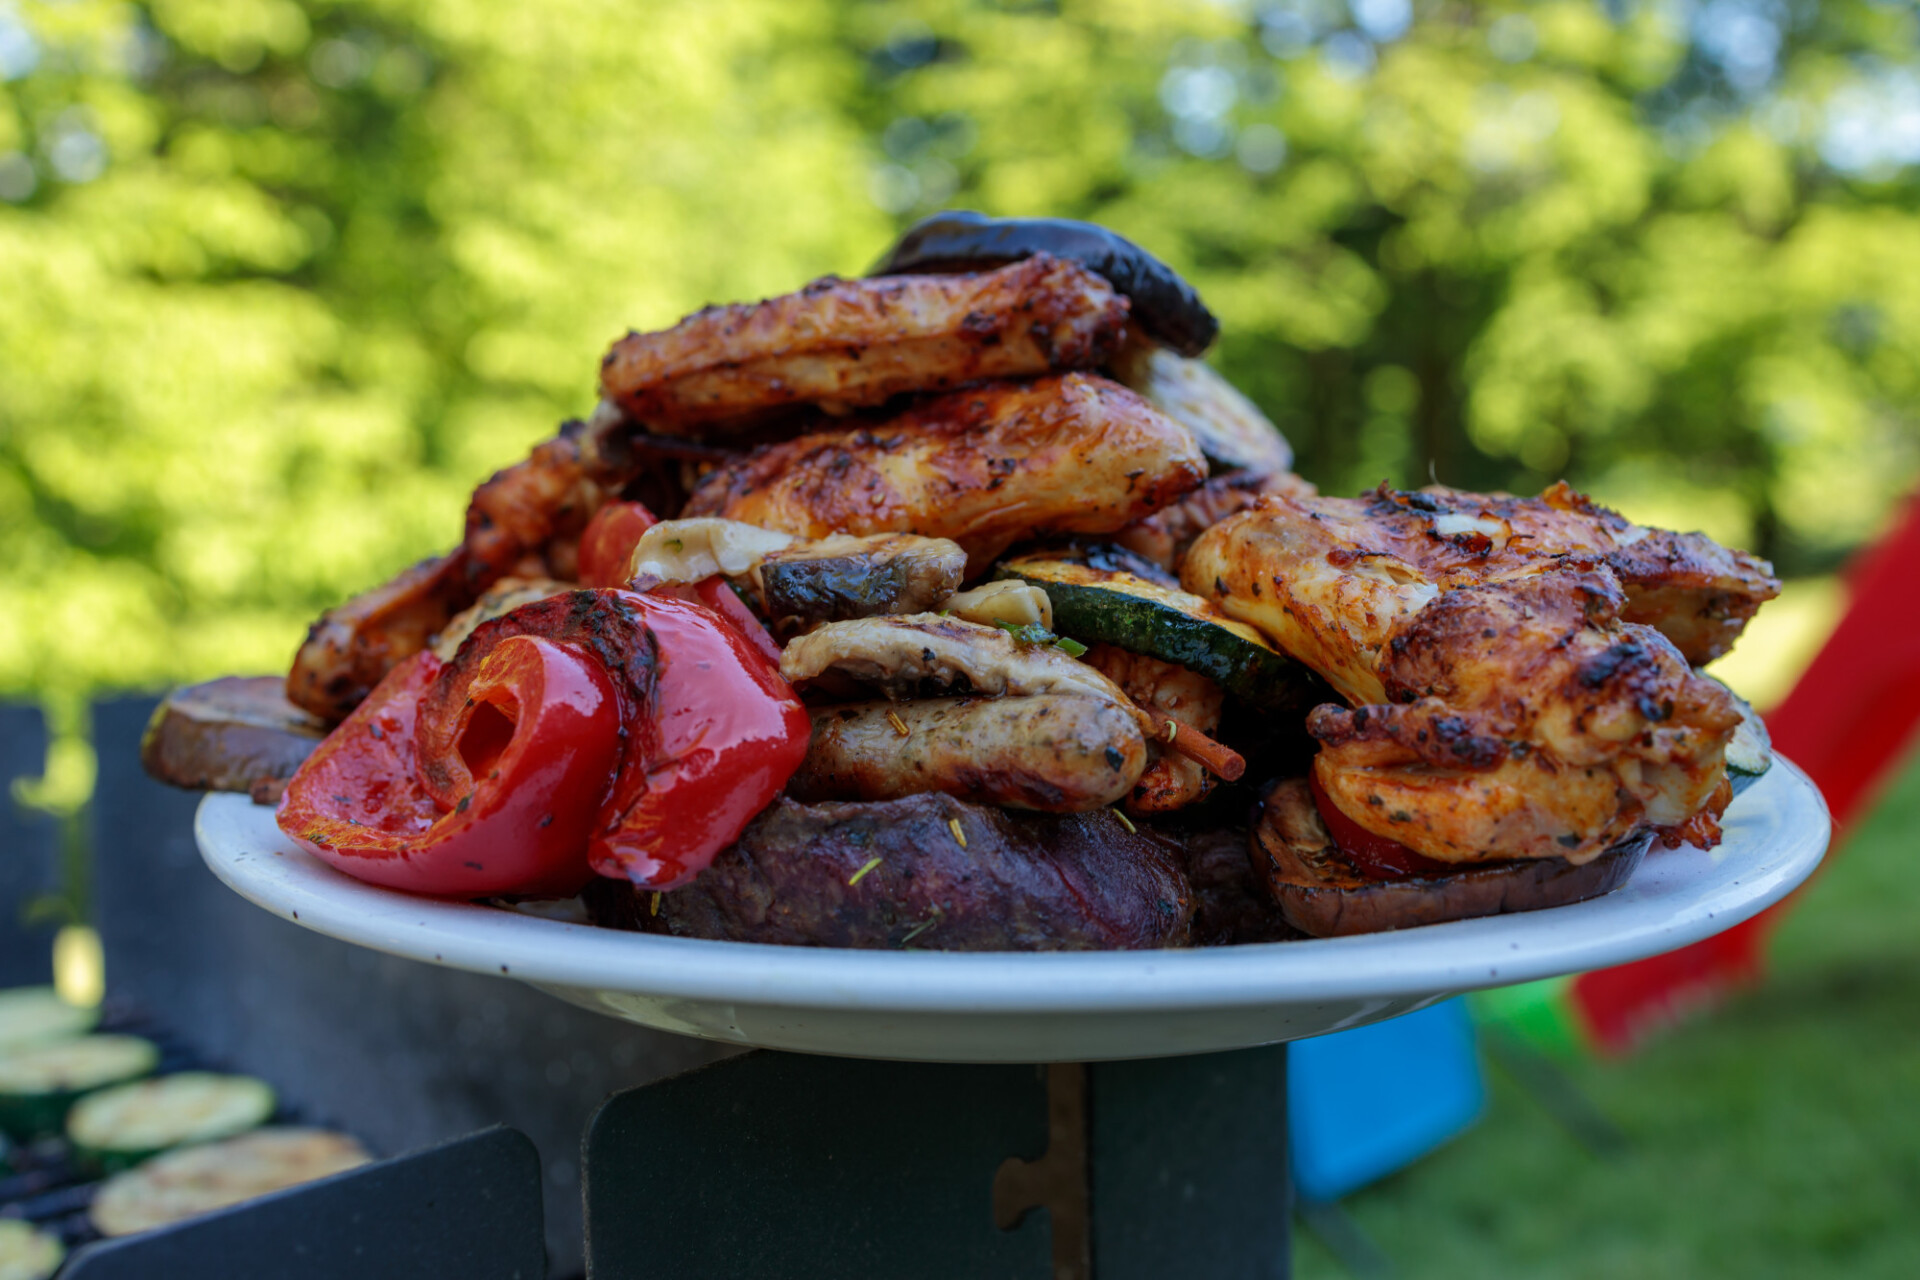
1185,484,1769,863
1183,483,1780,706
600,255,1129,437
683,373,1206,568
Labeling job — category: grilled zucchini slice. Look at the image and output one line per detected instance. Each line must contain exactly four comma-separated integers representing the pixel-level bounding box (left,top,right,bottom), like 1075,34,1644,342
1710,678,1772,796
996,546,1324,713
0,988,97,1053
68,1072,275,1173
90,1127,372,1237
0,1034,159,1139
0,1219,63,1280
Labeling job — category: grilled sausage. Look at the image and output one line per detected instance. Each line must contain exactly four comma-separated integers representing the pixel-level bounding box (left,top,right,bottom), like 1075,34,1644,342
788,696,1147,812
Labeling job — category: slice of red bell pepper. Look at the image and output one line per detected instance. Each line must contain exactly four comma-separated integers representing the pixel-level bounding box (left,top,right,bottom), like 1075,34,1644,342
278,635,623,897
577,501,659,588
586,592,811,889
652,577,783,667
415,587,807,890
1308,769,1454,881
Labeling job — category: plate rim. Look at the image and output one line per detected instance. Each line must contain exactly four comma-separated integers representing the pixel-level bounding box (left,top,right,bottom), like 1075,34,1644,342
196,757,1829,1014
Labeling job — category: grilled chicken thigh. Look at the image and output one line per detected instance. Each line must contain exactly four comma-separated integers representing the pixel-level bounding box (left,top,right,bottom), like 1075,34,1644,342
287,410,642,721
1306,570,1741,864
683,373,1206,568
1186,485,1767,863
600,255,1129,436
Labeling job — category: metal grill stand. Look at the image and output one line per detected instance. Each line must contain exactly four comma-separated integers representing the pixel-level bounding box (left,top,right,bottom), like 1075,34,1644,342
582,1045,1292,1280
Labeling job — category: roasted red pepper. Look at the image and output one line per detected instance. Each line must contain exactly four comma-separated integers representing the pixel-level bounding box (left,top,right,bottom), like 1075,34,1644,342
1308,771,1453,881
292,586,810,897
588,592,811,889
577,501,659,588
278,636,623,896
653,577,783,667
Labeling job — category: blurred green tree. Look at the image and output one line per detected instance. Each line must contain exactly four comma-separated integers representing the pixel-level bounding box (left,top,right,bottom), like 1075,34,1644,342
2,0,1916,701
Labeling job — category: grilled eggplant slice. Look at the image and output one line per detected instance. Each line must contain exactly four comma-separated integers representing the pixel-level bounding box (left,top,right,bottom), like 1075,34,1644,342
1254,778,1651,938
140,676,327,799
872,210,1219,356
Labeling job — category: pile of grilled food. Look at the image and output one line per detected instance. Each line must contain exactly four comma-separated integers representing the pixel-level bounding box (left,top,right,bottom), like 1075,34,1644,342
142,213,1783,949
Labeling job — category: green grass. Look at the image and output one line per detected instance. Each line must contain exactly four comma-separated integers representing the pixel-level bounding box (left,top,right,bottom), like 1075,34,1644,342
1297,754,1920,1279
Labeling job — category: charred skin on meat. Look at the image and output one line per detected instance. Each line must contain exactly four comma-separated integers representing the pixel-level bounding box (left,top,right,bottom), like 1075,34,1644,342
1182,483,1778,702
1186,486,1763,865
286,416,634,721
1305,570,1741,865
683,373,1206,569
600,255,1129,437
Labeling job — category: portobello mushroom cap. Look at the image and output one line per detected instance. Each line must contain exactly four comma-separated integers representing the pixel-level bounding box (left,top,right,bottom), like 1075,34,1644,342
139,677,327,801
871,211,1220,357
1254,778,1651,938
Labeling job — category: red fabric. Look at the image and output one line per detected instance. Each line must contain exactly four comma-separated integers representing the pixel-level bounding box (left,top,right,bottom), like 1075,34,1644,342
1571,495,1920,1053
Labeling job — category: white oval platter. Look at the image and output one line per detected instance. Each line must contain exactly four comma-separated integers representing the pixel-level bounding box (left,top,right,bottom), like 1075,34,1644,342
196,759,1828,1062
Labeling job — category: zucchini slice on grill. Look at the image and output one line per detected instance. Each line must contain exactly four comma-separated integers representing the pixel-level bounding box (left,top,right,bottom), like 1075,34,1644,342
0,988,97,1053
0,1219,63,1280
1709,677,1772,796
90,1127,373,1238
995,547,1324,713
68,1072,276,1173
0,1033,159,1139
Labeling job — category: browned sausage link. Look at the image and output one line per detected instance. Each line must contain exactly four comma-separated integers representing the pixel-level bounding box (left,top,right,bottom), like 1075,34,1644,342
786,696,1147,812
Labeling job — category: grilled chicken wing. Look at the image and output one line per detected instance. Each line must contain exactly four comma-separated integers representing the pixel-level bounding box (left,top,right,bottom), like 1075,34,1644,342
1186,486,1755,864
600,255,1129,437
286,412,641,721
683,373,1206,568
788,696,1146,811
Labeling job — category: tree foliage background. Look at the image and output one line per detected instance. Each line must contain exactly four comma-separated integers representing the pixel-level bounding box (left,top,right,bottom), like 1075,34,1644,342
4,0,1918,704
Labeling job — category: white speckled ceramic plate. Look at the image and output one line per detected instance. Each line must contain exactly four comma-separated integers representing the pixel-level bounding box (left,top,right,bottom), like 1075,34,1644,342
196,758,1827,1062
